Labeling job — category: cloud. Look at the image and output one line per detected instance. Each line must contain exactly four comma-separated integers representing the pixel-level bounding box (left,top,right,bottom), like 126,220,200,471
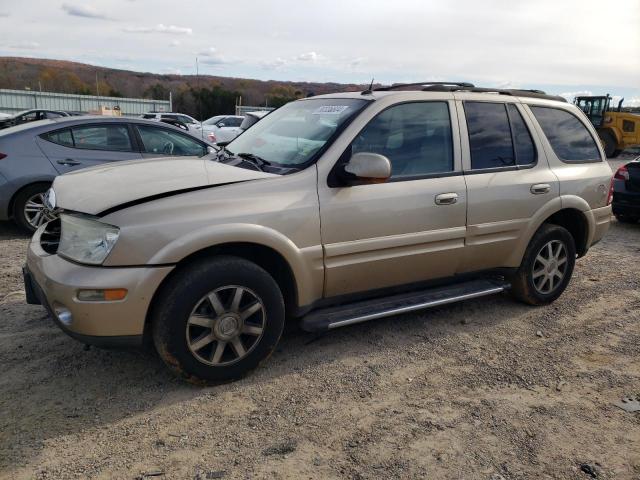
197,47,229,65
162,67,182,75
296,51,318,62
261,57,287,69
169,40,181,47
0,12,9,17
625,97,640,107
558,90,593,102
124,24,192,35
8,41,40,50
62,4,112,20
349,57,364,68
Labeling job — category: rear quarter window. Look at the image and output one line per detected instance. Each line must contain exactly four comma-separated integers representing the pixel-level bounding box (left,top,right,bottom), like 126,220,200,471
42,129,74,147
530,106,601,162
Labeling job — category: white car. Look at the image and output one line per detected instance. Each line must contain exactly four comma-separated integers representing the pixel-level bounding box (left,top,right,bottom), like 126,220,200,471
201,115,244,144
140,112,201,133
239,111,270,131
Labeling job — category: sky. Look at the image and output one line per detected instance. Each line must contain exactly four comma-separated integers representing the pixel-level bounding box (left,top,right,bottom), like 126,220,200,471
0,0,639,105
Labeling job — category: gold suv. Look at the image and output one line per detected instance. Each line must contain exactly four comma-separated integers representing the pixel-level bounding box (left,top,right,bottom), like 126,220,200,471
24,82,613,383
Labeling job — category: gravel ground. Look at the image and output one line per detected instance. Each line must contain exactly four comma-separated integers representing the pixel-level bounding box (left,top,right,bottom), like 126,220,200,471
1,161,639,479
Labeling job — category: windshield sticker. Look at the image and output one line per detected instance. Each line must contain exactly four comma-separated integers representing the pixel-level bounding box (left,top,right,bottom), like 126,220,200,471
312,105,350,115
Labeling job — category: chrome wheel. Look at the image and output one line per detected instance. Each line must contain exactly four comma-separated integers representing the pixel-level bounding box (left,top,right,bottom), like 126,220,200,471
185,285,265,366
23,192,59,229
532,240,568,294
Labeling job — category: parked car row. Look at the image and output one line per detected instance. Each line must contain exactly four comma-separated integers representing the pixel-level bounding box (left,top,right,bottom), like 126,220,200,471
0,116,215,231
0,109,70,129
140,111,272,145
0,107,275,232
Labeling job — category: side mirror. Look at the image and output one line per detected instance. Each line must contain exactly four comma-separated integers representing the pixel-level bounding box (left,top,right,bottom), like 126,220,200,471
341,152,392,184
218,122,226,127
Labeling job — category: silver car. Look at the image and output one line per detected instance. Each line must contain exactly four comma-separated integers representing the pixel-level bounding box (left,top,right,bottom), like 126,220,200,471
0,116,214,231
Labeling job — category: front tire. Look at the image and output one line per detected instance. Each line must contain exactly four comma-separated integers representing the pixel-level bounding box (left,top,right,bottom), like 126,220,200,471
510,224,576,306
600,130,617,158
152,256,285,384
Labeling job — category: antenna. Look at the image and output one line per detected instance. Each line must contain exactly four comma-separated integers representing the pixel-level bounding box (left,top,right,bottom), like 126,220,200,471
361,78,375,95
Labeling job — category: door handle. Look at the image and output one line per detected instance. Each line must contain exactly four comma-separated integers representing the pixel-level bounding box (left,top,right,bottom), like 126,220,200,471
435,193,458,205
530,183,551,195
57,158,81,166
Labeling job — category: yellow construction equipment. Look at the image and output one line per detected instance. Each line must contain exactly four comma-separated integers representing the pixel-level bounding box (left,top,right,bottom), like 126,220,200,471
574,95,640,157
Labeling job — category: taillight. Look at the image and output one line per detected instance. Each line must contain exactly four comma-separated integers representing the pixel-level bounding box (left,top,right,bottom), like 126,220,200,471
614,165,629,181
607,176,614,205
0,153,6,160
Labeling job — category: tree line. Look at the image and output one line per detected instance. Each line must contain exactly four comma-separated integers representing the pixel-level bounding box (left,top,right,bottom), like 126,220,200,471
143,83,305,120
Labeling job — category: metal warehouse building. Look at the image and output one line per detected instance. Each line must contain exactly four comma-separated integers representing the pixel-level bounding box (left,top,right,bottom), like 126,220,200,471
0,89,171,116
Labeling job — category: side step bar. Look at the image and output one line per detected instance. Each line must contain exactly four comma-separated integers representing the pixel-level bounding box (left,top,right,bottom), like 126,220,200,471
300,279,509,332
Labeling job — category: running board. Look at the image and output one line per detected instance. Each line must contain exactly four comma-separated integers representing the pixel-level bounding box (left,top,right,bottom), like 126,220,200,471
300,279,509,332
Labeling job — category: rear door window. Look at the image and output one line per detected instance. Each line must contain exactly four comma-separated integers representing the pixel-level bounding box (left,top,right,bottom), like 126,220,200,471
530,106,601,162
464,102,515,169
136,125,207,156
71,125,133,151
506,104,536,166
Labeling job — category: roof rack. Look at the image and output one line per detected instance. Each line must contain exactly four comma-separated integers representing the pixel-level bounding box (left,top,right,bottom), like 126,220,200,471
371,82,566,102
374,81,475,91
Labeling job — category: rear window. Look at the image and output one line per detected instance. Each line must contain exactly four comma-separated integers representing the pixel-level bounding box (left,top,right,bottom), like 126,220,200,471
223,117,243,127
530,106,601,162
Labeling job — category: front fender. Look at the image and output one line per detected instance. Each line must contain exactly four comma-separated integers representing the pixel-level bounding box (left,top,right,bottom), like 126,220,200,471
147,223,324,306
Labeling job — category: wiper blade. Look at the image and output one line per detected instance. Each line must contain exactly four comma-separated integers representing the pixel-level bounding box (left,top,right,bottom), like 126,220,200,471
237,152,271,171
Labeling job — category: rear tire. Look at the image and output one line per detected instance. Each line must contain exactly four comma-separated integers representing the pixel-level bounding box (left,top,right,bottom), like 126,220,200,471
12,183,53,233
600,130,617,158
510,224,576,306
152,256,285,384
610,149,622,158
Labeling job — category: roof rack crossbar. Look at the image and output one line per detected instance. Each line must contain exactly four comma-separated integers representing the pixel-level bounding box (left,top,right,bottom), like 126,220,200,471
374,81,475,92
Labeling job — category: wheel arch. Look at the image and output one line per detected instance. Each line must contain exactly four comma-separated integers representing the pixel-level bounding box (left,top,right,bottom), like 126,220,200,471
144,239,315,338
506,198,594,267
542,208,589,257
8,179,53,219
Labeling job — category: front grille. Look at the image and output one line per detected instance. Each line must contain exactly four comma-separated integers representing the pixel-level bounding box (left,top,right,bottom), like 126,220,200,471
40,218,61,254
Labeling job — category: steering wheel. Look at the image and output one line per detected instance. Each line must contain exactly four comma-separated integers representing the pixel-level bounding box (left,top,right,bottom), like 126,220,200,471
162,141,174,155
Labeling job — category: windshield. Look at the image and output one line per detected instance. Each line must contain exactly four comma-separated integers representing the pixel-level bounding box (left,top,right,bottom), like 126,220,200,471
226,98,368,167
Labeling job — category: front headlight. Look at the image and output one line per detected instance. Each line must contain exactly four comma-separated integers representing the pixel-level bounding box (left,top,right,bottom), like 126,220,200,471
58,214,120,265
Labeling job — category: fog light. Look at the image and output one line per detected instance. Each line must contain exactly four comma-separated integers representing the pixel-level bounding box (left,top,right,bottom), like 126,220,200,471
77,288,128,302
53,304,73,326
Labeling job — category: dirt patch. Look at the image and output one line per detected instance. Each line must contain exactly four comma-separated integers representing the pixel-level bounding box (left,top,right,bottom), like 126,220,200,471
1,218,639,480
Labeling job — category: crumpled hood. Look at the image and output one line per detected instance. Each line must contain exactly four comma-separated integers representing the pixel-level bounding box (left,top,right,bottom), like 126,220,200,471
53,156,275,215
